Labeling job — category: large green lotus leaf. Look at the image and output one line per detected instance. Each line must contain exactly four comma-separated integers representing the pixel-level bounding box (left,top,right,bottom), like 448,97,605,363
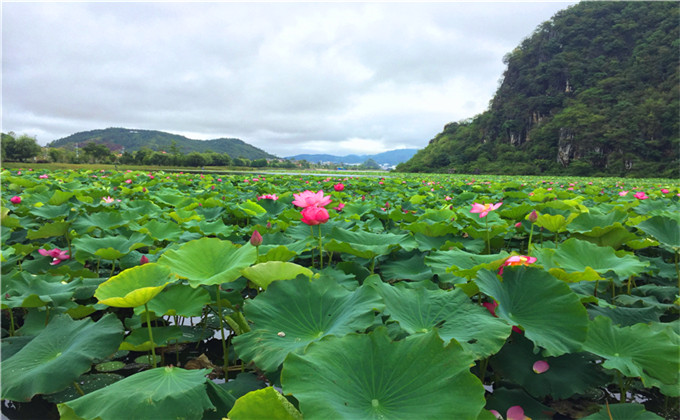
241,261,313,290
636,215,680,251
258,245,297,263
228,387,303,420
581,403,663,420
367,277,510,359
1,314,123,401
281,328,486,419
582,316,679,389
573,225,638,249
379,252,434,282
3,273,82,309
25,221,70,239
551,238,649,279
72,232,154,261
233,275,383,372
426,248,509,279
94,263,176,308
193,220,235,237
72,212,127,233
158,238,257,287
57,367,214,420
324,227,417,259
119,326,183,351
534,212,577,233
133,282,211,318
1,336,35,360
475,267,588,356
48,190,75,205
568,209,628,233
137,219,183,241
490,333,609,399
587,305,662,327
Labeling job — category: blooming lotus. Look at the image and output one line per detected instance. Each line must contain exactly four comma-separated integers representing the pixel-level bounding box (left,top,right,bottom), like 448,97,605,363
619,191,628,196
634,191,648,200
10,196,21,204
38,248,70,265
124,179,132,184
333,203,345,211
292,190,331,208
102,196,115,204
333,183,344,191
300,206,329,226
470,202,502,218
661,188,670,194
257,194,279,201
39,174,49,179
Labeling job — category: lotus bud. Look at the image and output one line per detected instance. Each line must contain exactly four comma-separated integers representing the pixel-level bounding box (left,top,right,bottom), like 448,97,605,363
532,360,550,374
250,230,263,247
140,255,149,265
528,210,538,223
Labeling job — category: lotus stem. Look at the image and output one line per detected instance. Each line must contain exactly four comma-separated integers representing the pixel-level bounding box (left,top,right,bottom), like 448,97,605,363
477,357,489,383
618,371,627,403
7,308,15,336
485,217,490,255
626,276,633,295
310,225,315,268
96,258,101,275
110,259,116,277
216,285,229,374
73,381,85,396
318,225,324,268
675,251,679,292
527,223,535,254
144,303,158,369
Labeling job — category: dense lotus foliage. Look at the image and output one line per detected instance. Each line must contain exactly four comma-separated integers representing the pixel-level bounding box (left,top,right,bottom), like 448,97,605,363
1,168,678,419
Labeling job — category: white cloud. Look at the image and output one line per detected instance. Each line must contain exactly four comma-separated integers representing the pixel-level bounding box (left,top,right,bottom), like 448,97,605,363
1,1,578,156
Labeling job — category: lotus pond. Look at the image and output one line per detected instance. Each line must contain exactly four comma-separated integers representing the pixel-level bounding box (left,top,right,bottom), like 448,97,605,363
1,168,678,419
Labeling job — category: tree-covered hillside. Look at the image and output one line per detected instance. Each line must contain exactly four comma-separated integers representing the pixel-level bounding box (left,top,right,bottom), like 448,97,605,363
48,127,276,160
397,2,679,177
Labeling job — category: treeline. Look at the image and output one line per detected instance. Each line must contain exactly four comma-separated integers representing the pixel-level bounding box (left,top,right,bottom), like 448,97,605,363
1,133,297,168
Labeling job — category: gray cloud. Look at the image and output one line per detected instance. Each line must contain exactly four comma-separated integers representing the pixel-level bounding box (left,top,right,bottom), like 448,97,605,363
2,1,578,156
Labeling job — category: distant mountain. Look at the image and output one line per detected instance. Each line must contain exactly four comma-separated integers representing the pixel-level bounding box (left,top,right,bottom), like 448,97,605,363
48,127,277,160
397,2,679,177
286,148,418,166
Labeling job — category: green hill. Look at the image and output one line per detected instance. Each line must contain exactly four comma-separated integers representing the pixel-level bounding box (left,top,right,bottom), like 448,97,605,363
397,2,679,177
48,127,277,160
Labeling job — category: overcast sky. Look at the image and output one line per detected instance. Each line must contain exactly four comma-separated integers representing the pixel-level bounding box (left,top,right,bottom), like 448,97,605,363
2,1,578,157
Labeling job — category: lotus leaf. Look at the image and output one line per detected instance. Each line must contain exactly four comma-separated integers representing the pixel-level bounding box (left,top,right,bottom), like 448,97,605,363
282,328,486,419
133,282,211,317
636,215,680,251
228,387,303,420
1,313,123,401
475,267,588,356
241,261,313,290
581,403,663,420
550,238,649,280
158,237,257,287
582,316,679,391
233,275,383,372
324,226,417,259
94,263,175,307
426,248,509,279
57,367,214,420
367,277,510,359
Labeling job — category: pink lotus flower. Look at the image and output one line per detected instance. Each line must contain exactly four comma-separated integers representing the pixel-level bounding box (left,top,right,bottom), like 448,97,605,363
445,196,452,201
470,202,502,218
528,210,538,223
634,191,648,200
333,203,345,211
491,406,531,420
10,196,21,204
301,206,329,226
533,360,550,374
125,179,132,184
661,188,669,194
619,191,628,196
257,194,279,201
38,248,70,265
39,174,49,179
102,196,115,204
250,230,263,247
334,183,345,191
293,190,331,208
140,255,149,265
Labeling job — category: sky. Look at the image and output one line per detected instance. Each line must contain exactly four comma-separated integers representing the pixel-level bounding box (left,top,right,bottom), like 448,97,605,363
2,1,578,157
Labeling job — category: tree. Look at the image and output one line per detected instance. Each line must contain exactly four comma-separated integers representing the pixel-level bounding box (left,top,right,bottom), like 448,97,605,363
83,142,113,163
2,133,42,162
